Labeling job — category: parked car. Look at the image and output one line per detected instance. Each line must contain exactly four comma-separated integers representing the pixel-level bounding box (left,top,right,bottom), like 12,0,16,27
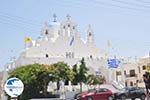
114,87,146,100
75,88,114,100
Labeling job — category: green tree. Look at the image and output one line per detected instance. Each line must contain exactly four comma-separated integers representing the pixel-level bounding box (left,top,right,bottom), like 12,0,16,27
72,58,89,92
8,62,74,100
87,74,105,85
8,64,55,99
72,64,78,85
9,64,47,99
53,62,74,82
52,62,74,95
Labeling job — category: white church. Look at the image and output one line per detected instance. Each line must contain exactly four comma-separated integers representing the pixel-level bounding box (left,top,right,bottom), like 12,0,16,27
7,14,112,83
2,14,150,100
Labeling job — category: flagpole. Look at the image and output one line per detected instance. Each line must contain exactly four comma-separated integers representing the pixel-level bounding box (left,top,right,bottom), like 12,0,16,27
120,59,125,87
107,40,115,83
108,68,113,83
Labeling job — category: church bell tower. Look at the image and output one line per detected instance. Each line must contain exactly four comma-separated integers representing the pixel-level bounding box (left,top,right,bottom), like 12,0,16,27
60,14,78,37
86,25,95,46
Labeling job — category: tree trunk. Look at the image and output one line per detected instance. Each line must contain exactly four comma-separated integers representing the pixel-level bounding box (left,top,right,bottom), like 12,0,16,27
43,81,47,97
80,82,82,92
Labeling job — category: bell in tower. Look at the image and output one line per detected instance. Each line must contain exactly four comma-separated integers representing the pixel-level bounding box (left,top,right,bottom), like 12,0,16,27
86,25,95,46
41,14,61,42
60,14,78,37
41,21,49,37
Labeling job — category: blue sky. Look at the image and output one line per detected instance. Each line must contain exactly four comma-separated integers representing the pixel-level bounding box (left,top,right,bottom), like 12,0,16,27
0,0,150,70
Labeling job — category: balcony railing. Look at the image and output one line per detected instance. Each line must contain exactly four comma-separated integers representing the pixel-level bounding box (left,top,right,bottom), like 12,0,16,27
125,74,137,78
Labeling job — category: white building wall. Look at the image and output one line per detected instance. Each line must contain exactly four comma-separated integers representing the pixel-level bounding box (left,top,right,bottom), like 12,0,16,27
112,57,150,87
7,16,110,84
15,57,108,77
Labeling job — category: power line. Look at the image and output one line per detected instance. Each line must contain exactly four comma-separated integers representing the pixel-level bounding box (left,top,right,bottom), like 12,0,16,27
0,0,150,36
0,0,149,30
0,19,39,35
135,0,150,4
0,12,42,27
55,0,150,18
0,16,40,30
54,0,92,12
0,0,149,31
0,12,41,25
0,12,42,35
0,17,37,30
57,0,150,14
90,0,150,12
110,0,150,9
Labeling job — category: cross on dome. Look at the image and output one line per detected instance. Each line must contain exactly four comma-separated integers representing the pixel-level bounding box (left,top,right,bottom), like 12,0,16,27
88,24,91,29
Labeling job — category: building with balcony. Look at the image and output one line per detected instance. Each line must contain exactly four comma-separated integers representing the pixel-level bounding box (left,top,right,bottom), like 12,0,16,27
113,56,150,87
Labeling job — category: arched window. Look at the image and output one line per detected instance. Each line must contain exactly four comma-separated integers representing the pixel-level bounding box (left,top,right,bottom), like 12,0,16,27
90,55,93,59
130,81,133,86
89,32,92,36
142,65,146,70
65,80,69,85
125,82,127,86
58,30,60,35
45,30,48,35
124,71,126,75
46,54,48,58
129,70,135,77
68,24,70,27
73,26,75,30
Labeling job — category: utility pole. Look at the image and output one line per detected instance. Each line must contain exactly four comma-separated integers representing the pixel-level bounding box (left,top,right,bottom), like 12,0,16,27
1,64,9,100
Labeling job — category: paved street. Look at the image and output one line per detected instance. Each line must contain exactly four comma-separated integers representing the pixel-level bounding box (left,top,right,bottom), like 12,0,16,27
31,98,148,100
1,96,149,100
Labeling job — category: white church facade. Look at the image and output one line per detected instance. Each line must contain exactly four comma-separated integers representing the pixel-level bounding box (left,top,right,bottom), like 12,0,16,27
8,15,110,82
3,15,150,93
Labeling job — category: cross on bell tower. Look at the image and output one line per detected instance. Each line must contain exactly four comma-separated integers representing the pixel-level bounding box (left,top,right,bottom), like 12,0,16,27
66,14,71,20
53,14,57,22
